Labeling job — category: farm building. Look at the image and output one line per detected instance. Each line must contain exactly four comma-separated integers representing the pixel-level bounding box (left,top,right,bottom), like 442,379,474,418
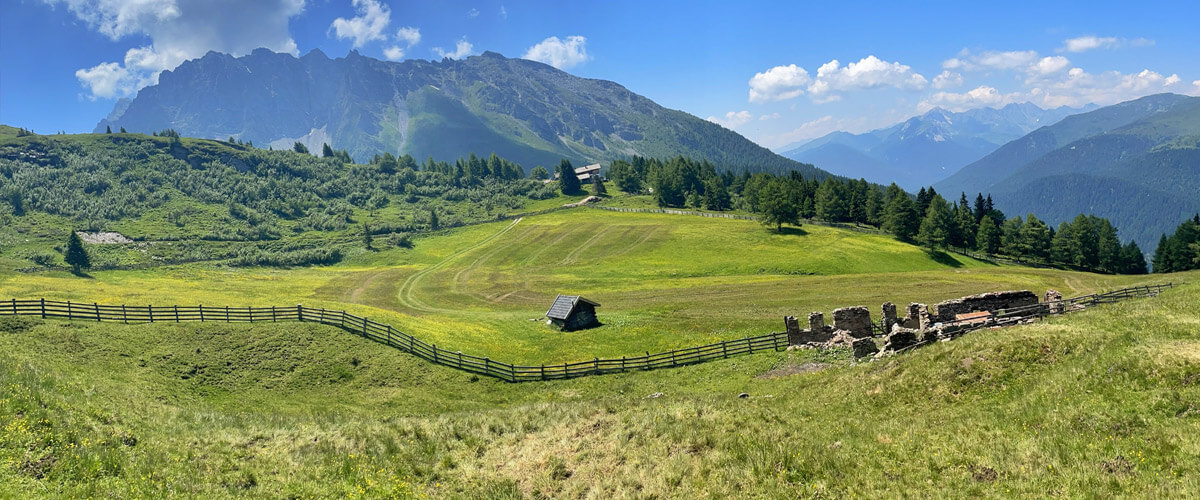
545,294,601,331
573,163,601,181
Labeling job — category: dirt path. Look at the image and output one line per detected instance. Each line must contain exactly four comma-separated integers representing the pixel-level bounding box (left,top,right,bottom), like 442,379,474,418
395,218,523,313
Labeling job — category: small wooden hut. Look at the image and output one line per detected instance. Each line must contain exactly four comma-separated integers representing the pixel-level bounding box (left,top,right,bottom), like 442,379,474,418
545,294,601,331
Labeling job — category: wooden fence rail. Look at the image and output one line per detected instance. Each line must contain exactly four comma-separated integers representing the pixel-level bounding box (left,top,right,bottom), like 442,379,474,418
1,283,1172,382
1,298,787,383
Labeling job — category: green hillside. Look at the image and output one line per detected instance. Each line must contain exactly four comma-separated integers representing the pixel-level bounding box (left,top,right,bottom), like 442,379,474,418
1,256,1193,497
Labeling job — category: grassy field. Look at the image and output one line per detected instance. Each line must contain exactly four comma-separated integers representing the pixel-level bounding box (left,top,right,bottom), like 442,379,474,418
1,265,1197,498
0,208,1158,364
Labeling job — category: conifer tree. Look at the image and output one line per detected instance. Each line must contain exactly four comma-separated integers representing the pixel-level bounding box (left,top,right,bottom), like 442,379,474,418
917,194,953,250
557,159,581,195
976,216,1001,254
65,231,91,275
882,193,919,242
592,174,607,196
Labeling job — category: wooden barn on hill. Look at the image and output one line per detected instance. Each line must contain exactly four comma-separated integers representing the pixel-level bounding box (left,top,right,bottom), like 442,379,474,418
546,295,601,331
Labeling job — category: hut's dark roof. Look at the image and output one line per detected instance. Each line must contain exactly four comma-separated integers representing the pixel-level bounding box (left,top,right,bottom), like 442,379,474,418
546,294,600,320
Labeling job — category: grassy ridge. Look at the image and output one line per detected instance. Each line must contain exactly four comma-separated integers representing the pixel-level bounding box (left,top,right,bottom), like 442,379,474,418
1,273,1197,497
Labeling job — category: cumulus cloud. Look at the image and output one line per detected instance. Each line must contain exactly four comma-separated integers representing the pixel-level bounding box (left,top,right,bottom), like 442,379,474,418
1029,56,1070,76
932,70,963,89
748,64,811,103
46,0,305,99
330,0,390,48
467,8,479,18
706,110,754,129
434,37,474,59
759,113,781,121
383,27,421,61
748,56,926,103
383,46,405,61
523,35,590,70
809,56,927,97
396,26,421,47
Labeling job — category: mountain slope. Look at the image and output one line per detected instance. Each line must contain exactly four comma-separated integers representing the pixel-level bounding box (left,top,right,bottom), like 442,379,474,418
934,93,1200,254
96,49,827,177
779,103,1084,189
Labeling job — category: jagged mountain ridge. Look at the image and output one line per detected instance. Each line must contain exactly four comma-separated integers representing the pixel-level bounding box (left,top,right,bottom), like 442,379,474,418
96,48,827,177
778,102,1087,189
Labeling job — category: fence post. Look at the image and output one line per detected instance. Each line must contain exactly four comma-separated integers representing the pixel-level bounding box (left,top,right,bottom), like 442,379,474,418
621,356,626,371
433,345,438,364
147,304,153,323
122,304,128,324
408,335,414,353
485,357,490,374
594,357,599,373
386,325,393,346
362,317,367,337
722,341,728,358
297,304,303,322
541,364,545,380
248,306,253,322
11,298,16,315
40,298,45,319
94,303,101,322
174,305,180,323
271,306,277,322
670,350,676,366
225,306,230,322
67,301,73,320
320,308,325,324
747,337,753,354
199,305,205,322
457,351,463,369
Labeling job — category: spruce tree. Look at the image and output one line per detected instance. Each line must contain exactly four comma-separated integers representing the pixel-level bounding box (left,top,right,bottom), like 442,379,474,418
1152,234,1170,273
557,159,581,195
592,174,607,196
105,125,112,134
322,143,335,158
362,223,373,250
882,194,919,242
65,231,91,275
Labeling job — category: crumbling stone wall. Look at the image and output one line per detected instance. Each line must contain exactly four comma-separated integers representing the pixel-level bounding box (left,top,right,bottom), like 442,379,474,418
832,306,872,338
933,290,1038,323
1044,289,1063,314
881,302,898,333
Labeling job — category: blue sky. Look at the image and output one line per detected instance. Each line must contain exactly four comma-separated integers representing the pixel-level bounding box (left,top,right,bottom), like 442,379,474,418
2,0,1198,148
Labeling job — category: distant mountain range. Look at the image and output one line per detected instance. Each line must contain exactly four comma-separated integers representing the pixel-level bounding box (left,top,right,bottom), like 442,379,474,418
778,103,1087,190
935,93,1200,254
95,48,826,178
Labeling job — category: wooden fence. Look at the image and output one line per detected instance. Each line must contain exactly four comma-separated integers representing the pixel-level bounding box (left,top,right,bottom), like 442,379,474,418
1,283,1173,382
0,298,787,382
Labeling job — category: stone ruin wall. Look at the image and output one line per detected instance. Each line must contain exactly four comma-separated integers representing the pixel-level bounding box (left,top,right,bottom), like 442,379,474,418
785,289,1047,358
931,290,1039,323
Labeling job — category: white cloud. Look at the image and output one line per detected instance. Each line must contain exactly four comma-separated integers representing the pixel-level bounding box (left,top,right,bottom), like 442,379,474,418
807,55,927,100
1059,35,1155,53
945,50,1038,72
395,26,420,47
499,5,507,19
1034,68,1189,107
748,64,811,103
1029,56,1070,76
467,8,479,18
47,0,305,99
759,113,781,121
1193,80,1200,94
523,35,590,70
383,46,405,61
706,110,754,129
918,86,1022,113
434,37,474,59
330,0,390,48
1062,36,1119,53
932,70,963,89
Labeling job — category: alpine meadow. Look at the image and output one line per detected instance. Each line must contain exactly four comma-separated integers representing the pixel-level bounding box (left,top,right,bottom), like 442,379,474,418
2,1,1200,498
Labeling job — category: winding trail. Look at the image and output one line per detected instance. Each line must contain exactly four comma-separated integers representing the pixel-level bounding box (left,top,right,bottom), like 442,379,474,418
395,218,523,313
